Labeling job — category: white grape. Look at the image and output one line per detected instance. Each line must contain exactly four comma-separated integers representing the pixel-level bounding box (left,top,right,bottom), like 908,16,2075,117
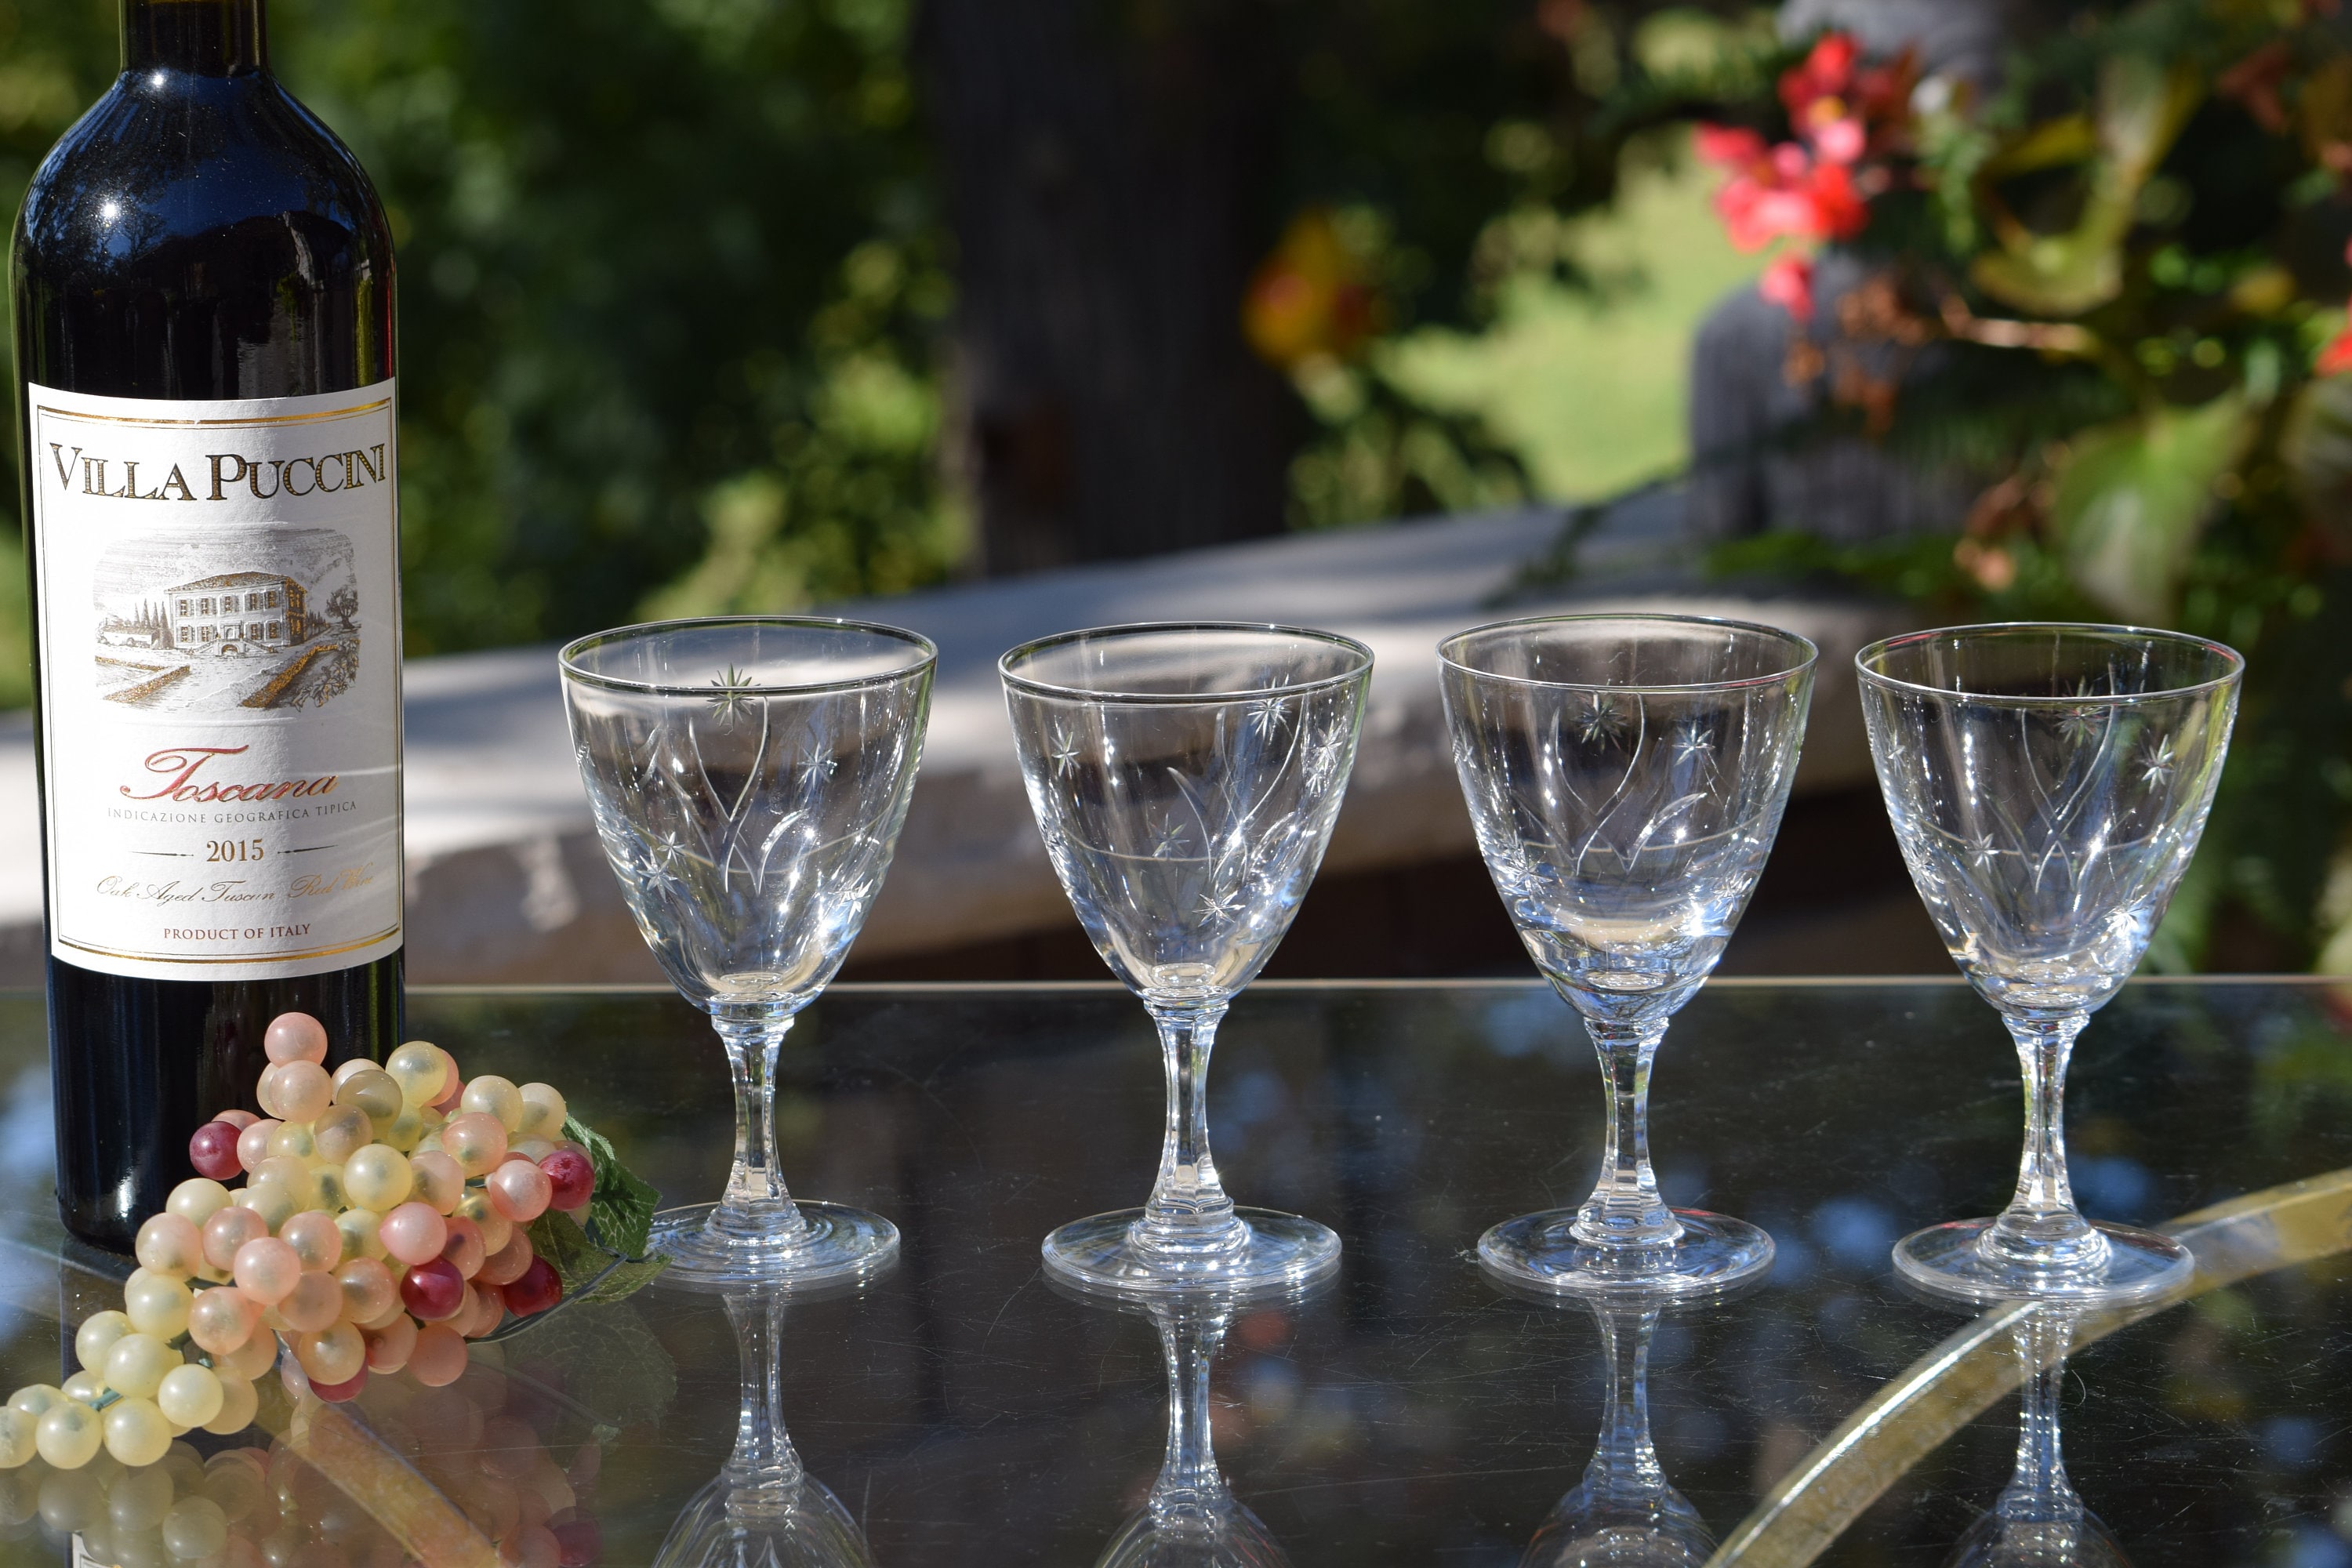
517,1082,567,1139
7,1386,63,1418
461,1075,525,1131
34,1401,100,1468
336,1205,387,1262
232,1180,296,1232
202,1375,258,1437
101,1397,172,1468
156,1365,224,1429
103,1334,181,1401
60,1372,107,1406
343,1144,413,1210
165,1179,232,1229
74,1311,132,1374
123,1270,193,1338
0,1409,34,1469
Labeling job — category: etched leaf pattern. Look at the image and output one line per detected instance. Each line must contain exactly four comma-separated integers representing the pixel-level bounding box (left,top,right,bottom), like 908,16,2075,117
571,677,928,1005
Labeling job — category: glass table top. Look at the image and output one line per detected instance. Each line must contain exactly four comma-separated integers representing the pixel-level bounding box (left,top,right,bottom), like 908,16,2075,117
0,977,2347,1566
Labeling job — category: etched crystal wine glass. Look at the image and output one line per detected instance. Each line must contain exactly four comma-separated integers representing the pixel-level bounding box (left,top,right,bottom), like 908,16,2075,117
1860,624,2239,1304
1443,613,1815,1295
561,616,934,1287
1003,622,1372,1294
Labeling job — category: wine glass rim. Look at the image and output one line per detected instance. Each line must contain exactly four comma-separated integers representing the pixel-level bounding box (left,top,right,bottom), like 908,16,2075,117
557,615,938,696
1437,612,1819,692
998,620,1375,703
1853,621,2245,703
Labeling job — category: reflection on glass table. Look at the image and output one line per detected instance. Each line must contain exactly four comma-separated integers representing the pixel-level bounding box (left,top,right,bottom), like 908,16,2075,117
0,980,2345,1564
1065,1283,1319,1568
1510,1296,1722,1568
654,1279,880,1568
1941,1306,2127,1568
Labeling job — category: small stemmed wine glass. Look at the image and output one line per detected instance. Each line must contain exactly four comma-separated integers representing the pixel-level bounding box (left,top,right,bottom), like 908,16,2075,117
1859,624,2240,1304
1443,613,1815,1295
1941,1305,2128,1568
562,616,934,1287
1004,623,1371,1294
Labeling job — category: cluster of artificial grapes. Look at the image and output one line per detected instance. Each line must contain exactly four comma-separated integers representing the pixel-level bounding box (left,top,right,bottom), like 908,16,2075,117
1,1356,604,1568
0,1012,601,1473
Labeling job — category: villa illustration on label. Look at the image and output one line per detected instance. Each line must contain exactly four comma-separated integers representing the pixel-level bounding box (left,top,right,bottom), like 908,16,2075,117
89,525,362,713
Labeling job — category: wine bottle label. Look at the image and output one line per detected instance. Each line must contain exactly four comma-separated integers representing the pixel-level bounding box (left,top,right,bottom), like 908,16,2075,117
27,380,403,981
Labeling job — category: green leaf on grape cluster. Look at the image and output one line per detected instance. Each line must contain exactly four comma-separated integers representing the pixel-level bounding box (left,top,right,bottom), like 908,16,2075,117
563,1116,662,1261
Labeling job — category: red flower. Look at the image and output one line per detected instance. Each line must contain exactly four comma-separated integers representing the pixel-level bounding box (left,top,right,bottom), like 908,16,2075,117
1759,254,1815,321
2318,322,2352,377
1700,129,1869,250
1776,32,1916,165
1779,34,1859,122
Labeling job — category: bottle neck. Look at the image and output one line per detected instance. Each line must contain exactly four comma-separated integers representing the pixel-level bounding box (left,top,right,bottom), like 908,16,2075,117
122,0,267,77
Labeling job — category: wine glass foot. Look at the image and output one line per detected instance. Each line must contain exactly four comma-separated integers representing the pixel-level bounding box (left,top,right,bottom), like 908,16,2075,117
1041,1207,1341,1296
651,1200,899,1290
1477,1207,1774,1299
1893,1217,2191,1305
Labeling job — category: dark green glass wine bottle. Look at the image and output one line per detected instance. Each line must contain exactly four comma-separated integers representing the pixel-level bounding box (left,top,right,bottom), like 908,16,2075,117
11,0,403,1251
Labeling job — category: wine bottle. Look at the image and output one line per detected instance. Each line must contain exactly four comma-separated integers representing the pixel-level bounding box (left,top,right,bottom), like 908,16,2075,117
11,0,403,1250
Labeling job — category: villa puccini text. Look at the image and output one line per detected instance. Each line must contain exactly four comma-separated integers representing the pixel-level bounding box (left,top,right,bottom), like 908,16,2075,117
27,381,405,981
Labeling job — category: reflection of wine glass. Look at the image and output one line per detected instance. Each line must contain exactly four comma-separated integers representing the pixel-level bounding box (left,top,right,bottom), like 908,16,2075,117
561,616,934,1287
1443,615,1813,1296
1941,1307,2129,1568
1056,1279,1322,1568
653,1283,880,1568
1517,1303,1714,1568
1004,624,1372,1295
1859,625,2240,1304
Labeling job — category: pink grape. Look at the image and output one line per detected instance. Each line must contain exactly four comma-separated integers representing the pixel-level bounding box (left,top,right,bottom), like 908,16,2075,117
263,1011,328,1065
186,1287,260,1356
539,1148,593,1211
487,1159,553,1225
335,1258,397,1324
231,1237,301,1305
554,1520,601,1568
215,1109,259,1132
134,1213,203,1278
477,1231,535,1288
441,1217,487,1279
408,1323,467,1387
441,1112,508,1178
278,1270,342,1334
503,1259,561,1318
401,1257,467,1321
279,1212,343,1272
202,1207,269,1272
234,1119,279,1174
188,1122,242,1181
294,1323,365,1385
380,1203,449,1267
364,1313,418,1374
260,1060,332,1123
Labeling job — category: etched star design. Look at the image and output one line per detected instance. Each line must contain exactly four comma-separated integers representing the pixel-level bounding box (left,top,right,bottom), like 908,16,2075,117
1669,721,1715,765
2136,735,2176,792
1149,815,1189,858
1195,880,1247,924
1246,697,1290,742
1047,724,1082,777
1965,829,1998,872
2057,681,2103,746
706,665,757,730
1574,695,1627,746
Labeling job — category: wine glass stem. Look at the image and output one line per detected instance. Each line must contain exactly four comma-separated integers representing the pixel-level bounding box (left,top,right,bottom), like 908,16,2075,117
1135,1001,1246,1257
1152,1305,1230,1517
721,1290,806,1494
1987,1013,2101,1267
710,1010,811,1247
1573,1019,1681,1248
